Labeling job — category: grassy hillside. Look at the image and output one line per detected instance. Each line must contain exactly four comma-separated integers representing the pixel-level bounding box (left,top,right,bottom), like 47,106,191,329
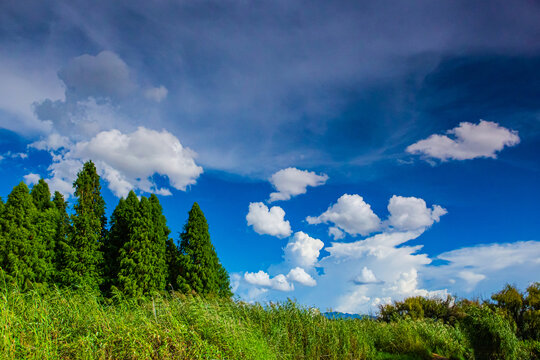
1,287,539,359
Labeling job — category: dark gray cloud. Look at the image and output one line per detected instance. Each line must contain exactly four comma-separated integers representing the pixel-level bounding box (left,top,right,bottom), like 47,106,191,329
59,51,135,100
1,0,540,175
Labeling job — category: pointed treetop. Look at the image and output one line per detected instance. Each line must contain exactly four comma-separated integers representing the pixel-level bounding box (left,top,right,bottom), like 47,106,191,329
31,179,52,211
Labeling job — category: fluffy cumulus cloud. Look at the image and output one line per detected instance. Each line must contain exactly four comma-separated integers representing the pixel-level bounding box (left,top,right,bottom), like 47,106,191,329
406,120,520,161
244,271,294,292
246,202,292,238
287,267,317,287
268,168,328,202
39,127,203,197
284,231,324,268
306,194,381,236
387,195,447,231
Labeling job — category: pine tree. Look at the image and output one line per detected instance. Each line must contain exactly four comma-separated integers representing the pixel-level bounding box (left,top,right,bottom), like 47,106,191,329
0,182,54,288
104,191,139,291
57,161,106,290
177,202,232,297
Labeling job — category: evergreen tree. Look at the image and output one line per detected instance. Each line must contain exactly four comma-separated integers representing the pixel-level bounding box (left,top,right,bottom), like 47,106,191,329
57,161,106,290
148,194,169,290
0,196,4,216
104,191,139,291
177,202,232,298
116,196,163,296
31,179,53,211
0,182,54,288
52,191,69,277
165,238,180,291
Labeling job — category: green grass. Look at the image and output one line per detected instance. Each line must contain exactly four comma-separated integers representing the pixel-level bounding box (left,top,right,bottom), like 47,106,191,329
0,287,532,359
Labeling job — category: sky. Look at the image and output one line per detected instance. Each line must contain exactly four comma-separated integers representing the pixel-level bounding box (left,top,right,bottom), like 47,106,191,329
1,0,539,314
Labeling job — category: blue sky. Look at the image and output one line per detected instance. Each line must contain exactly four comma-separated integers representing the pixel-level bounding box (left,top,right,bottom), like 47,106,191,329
1,0,539,313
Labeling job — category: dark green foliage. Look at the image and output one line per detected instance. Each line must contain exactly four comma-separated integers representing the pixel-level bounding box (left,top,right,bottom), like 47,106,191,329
379,295,465,325
522,283,540,341
165,237,180,291
51,191,69,267
177,202,232,298
30,179,53,211
103,191,139,291
117,196,168,297
57,161,106,290
461,305,519,360
0,182,55,288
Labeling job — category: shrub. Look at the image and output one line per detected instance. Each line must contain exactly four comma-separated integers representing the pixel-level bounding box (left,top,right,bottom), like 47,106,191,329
461,305,519,360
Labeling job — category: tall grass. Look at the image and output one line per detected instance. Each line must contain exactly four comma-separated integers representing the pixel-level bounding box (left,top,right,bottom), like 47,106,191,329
0,287,476,359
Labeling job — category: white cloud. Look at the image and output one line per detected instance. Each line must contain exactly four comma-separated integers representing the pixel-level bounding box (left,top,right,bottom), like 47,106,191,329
426,241,540,294
0,57,63,135
244,270,272,287
23,173,41,186
353,267,379,284
145,85,168,102
244,271,294,292
268,167,328,202
41,127,203,197
387,195,447,231
284,231,324,268
328,226,345,240
406,120,520,161
288,267,317,287
58,51,135,100
30,133,71,151
306,194,381,236
246,202,292,238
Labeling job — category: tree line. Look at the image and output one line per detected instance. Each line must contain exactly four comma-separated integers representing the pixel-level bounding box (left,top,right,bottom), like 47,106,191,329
0,160,232,298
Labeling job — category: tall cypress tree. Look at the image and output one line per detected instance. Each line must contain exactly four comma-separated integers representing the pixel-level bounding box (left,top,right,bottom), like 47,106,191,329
165,238,180,291
31,179,53,211
30,179,57,284
52,191,69,279
149,194,168,291
177,202,232,297
104,191,139,291
0,182,54,288
57,161,106,290
117,196,167,297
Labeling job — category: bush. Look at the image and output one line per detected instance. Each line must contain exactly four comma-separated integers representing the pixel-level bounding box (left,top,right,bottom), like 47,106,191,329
461,305,519,360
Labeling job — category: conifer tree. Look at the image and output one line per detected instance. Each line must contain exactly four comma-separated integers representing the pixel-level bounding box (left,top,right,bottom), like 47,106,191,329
165,238,180,291
104,191,139,291
177,202,232,297
57,161,106,290
52,191,69,277
115,194,169,296
31,179,53,211
0,182,54,288
149,194,169,290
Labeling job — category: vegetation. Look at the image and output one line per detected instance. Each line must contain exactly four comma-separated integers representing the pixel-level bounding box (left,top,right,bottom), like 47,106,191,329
0,160,231,298
0,161,538,359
